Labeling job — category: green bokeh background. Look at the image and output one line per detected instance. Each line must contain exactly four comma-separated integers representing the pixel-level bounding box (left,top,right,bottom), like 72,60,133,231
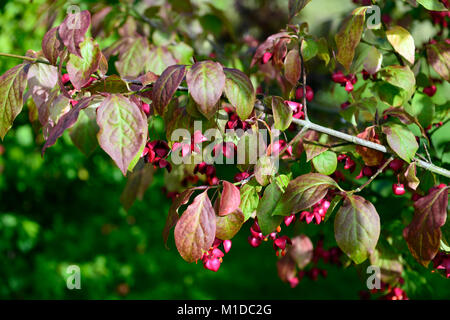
0,0,448,299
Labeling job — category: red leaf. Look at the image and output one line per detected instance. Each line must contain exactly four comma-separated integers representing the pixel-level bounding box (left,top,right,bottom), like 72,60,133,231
174,191,216,262
403,187,449,266
58,10,91,58
219,181,241,216
152,65,186,115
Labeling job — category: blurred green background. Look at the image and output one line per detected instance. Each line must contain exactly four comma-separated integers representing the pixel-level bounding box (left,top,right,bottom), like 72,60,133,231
0,0,448,299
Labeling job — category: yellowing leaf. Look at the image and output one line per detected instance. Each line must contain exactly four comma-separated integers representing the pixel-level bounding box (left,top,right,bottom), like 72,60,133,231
386,26,415,65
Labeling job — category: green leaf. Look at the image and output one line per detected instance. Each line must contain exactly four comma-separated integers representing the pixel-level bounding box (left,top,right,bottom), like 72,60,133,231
382,123,419,163
334,195,380,264
216,209,245,240
186,61,226,119
312,150,337,175
272,173,339,216
0,64,28,140
223,68,255,120
256,182,284,235
408,92,435,128
96,94,148,176
316,37,330,65
152,65,186,116
403,186,449,266
272,96,293,131
404,162,420,190
386,26,415,65
416,0,448,11
380,65,416,97
426,42,450,81
301,40,318,62
67,37,101,90
324,195,343,222
174,191,216,262
335,7,368,70
239,180,261,221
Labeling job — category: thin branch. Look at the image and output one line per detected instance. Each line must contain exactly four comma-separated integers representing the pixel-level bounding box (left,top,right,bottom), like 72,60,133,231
0,52,51,65
352,157,394,193
254,103,450,179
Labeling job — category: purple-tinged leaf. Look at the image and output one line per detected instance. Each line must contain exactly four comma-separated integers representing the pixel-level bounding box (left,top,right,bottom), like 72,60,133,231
219,181,241,216
0,64,28,140
334,195,380,264
163,189,195,248
96,94,148,175
284,49,301,85
426,42,450,81
174,191,216,262
115,37,150,78
66,38,101,90
152,65,186,116
403,186,448,267
382,123,418,163
146,46,177,75
223,68,255,120
120,160,154,211
273,173,339,216
41,97,93,155
335,7,368,70
215,208,245,240
289,235,313,269
42,27,64,65
69,106,99,156
27,63,58,115
58,10,91,58
186,61,226,119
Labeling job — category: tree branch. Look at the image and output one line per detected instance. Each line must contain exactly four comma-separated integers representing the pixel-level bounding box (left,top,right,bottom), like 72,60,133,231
254,103,450,179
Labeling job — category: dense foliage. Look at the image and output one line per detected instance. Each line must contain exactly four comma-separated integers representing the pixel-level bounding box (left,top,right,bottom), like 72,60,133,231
0,0,449,299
